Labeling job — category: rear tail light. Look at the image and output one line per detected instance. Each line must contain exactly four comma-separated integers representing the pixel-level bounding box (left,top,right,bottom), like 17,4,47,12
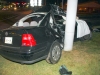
22,34,36,46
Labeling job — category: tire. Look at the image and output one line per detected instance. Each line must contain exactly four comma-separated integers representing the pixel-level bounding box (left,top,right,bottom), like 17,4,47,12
46,41,62,64
84,31,92,40
80,32,92,41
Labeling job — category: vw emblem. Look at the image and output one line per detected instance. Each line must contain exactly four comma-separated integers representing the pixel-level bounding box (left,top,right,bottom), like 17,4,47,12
5,32,8,36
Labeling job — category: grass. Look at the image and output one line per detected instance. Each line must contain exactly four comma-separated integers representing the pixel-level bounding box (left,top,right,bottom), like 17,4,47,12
0,32,100,75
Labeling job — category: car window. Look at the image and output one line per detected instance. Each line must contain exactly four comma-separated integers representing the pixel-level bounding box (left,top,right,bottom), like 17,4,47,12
24,17,33,23
24,14,44,27
12,14,45,27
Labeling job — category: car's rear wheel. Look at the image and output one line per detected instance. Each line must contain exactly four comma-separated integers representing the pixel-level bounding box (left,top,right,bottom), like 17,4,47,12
46,41,62,64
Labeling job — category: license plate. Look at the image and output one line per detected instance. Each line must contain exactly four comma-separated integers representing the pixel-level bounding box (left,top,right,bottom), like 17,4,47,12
5,37,13,44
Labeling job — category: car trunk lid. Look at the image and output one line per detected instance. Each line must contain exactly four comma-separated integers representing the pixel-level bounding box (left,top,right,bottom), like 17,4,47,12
0,27,30,48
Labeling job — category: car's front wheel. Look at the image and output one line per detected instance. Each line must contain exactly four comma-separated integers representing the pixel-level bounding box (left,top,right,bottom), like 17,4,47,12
84,31,92,40
80,31,92,41
46,41,62,64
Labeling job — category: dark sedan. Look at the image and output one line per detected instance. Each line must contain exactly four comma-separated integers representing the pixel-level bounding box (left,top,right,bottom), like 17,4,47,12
0,4,92,64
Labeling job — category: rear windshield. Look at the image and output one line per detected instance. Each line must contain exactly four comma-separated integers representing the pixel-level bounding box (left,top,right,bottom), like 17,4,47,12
12,14,45,27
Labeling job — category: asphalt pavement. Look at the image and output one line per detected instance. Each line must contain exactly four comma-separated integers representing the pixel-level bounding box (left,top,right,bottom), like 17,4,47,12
0,10,32,30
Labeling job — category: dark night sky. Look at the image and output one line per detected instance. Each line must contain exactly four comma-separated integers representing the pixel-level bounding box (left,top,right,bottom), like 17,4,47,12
6,0,100,4
47,0,100,4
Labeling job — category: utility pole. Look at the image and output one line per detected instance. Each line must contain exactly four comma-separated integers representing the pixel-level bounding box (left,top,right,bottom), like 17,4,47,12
64,0,78,51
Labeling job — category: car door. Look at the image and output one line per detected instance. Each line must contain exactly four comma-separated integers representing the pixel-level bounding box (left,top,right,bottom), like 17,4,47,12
31,14,51,56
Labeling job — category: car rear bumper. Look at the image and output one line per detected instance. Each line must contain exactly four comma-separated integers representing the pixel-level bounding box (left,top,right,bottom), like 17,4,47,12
0,46,46,64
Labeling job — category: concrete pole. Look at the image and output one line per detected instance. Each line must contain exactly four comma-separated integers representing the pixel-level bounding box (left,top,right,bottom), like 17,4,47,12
64,0,78,51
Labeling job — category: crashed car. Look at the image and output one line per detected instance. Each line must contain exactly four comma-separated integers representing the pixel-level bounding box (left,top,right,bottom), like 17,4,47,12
0,4,92,64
